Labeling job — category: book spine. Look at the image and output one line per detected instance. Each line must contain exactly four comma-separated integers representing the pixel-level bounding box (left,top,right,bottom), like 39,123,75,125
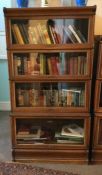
28,26,37,44
11,25,19,44
68,25,82,43
13,24,25,44
17,23,28,44
50,57,59,75
63,26,76,43
48,25,56,44
16,88,24,106
22,23,29,43
41,24,51,44
40,54,46,75
47,57,52,75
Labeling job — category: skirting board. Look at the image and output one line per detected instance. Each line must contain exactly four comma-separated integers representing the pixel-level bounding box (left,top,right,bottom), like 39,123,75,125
0,101,11,111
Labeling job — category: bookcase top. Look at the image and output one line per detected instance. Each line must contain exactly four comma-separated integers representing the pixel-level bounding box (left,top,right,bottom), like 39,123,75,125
3,5,96,17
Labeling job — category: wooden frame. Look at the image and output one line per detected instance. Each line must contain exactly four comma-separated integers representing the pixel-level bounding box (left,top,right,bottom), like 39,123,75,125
11,113,90,163
96,41,102,79
7,50,93,80
92,114,102,163
4,6,96,163
10,80,91,113
94,80,102,112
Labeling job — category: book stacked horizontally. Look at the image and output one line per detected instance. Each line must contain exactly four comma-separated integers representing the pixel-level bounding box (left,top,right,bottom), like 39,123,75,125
55,123,84,144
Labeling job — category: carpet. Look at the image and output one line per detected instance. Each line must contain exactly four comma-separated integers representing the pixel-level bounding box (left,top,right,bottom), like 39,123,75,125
0,161,79,175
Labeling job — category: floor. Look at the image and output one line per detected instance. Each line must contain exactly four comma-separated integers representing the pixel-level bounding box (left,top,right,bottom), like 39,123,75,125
0,111,102,175
0,111,12,161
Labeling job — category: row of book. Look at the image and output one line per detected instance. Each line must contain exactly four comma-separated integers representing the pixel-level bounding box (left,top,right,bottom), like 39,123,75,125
11,21,86,44
11,22,60,44
16,123,84,145
16,87,85,107
14,53,87,76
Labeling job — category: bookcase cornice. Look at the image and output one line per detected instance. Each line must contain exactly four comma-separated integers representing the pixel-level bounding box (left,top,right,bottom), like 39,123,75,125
3,6,96,18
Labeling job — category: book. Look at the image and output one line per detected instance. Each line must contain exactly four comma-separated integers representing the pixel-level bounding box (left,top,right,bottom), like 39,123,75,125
50,56,59,75
61,124,84,138
13,24,25,44
55,131,84,141
23,89,30,106
30,53,40,75
47,57,53,74
16,88,25,107
41,24,51,44
48,25,61,44
63,89,81,106
59,53,66,75
40,54,46,75
61,89,67,106
68,25,82,43
57,139,83,144
17,137,47,141
11,25,19,44
55,131,84,144
28,26,37,44
37,23,47,44
47,25,55,44
76,29,86,43
22,23,29,43
29,88,39,107
23,56,28,74
67,91,73,106
63,26,77,43
36,24,44,44
79,89,85,107
17,23,28,44
29,125,41,138
14,55,21,75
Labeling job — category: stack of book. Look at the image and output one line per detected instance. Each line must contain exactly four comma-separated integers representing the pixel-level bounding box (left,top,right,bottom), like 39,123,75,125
17,125,48,144
55,123,84,144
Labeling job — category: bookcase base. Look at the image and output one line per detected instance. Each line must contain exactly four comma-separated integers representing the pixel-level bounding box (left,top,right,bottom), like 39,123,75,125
12,149,88,164
91,150,102,164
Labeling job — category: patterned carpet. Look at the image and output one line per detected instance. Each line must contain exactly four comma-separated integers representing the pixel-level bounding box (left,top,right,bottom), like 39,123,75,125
0,162,79,175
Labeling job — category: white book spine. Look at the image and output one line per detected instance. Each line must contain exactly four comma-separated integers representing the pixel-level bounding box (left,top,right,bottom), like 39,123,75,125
68,25,82,43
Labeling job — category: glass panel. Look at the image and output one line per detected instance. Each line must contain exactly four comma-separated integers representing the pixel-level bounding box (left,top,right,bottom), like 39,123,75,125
11,18,88,44
99,83,102,107
16,118,85,145
13,52,87,76
15,82,85,107
98,119,102,145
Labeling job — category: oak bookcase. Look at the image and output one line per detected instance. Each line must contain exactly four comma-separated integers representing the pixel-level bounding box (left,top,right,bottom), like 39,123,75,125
4,6,96,163
93,38,102,163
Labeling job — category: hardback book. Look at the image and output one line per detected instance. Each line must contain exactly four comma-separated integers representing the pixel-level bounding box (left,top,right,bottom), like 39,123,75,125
61,124,84,138
68,25,82,43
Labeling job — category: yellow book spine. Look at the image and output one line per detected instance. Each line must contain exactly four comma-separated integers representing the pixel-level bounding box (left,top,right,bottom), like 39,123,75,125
13,24,25,44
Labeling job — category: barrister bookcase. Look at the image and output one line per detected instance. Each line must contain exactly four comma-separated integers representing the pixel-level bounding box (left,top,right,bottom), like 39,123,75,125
93,39,102,163
4,6,96,163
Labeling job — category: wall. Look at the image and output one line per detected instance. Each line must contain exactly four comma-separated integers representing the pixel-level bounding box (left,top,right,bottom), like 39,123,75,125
0,0,11,110
0,0,102,111
0,60,10,110
87,0,102,35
